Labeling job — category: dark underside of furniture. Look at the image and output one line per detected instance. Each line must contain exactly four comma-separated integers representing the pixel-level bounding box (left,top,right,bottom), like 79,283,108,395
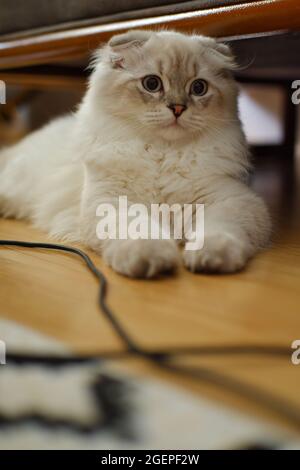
0,0,299,69
0,1,299,157
0,0,252,37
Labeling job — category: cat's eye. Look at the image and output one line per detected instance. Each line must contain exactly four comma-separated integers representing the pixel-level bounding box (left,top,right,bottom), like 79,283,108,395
190,79,208,96
142,75,163,93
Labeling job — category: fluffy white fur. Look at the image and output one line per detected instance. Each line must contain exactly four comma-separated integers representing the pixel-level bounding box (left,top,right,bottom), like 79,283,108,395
0,30,271,278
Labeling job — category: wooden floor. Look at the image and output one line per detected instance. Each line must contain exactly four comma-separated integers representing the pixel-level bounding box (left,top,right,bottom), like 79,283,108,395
0,155,300,434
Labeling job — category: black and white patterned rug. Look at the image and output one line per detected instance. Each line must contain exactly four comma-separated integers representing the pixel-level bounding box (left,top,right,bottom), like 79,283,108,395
0,318,299,450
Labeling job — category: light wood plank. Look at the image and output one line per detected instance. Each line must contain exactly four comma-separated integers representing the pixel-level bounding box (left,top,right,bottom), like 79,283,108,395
0,158,300,432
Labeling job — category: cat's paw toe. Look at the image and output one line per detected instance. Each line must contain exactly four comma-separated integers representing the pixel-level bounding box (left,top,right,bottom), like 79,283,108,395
183,233,250,273
104,239,179,278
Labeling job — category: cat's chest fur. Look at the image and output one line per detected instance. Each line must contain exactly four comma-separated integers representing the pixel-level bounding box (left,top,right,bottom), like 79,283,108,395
96,140,207,205
143,143,201,203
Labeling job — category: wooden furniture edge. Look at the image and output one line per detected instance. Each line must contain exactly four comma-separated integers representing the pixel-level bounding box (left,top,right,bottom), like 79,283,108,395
0,0,299,69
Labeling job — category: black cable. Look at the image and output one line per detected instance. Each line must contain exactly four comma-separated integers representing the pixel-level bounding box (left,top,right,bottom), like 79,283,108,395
0,240,139,354
0,239,299,430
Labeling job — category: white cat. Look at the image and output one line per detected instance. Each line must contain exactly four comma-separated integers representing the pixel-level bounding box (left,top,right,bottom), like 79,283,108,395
0,30,271,278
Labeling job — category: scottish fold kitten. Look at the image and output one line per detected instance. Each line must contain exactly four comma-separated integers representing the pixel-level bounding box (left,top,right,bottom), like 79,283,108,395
0,30,270,278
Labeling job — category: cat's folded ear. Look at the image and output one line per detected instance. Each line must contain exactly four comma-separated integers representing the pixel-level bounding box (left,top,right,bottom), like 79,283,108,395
100,30,152,69
197,36,237,71
108,30,152,50
90,30,152,70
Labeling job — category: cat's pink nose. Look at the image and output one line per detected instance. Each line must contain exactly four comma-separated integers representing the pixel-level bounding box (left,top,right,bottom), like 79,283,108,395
168,104,187,118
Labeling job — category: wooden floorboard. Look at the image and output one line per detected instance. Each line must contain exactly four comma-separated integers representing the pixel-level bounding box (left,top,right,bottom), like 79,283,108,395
0,157,300,433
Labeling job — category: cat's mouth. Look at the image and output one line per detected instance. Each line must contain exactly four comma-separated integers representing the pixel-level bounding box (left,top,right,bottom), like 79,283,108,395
166,119,183,129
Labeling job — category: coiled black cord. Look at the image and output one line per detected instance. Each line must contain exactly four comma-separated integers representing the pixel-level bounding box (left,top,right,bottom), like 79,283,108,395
1,239,299,430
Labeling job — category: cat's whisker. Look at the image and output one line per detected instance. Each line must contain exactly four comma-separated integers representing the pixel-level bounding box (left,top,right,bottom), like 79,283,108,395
144,111,163,116
209,116,240,123
181,118,204,130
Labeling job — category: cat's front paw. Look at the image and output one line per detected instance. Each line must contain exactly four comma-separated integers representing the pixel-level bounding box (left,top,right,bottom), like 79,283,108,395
183,232,250,274
103,239,179,278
